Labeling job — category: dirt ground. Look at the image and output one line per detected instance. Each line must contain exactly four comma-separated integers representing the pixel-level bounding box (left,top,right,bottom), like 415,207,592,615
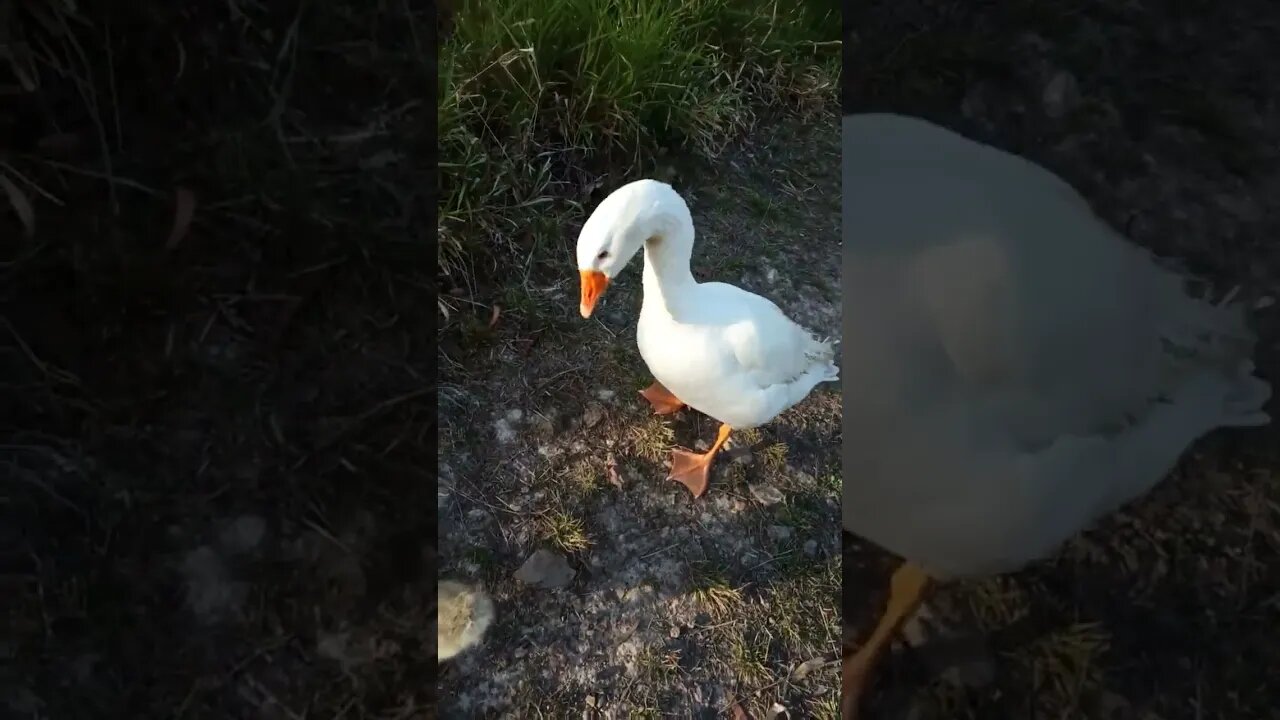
2,4,435,719
846,1,1280,719
438,117,843,718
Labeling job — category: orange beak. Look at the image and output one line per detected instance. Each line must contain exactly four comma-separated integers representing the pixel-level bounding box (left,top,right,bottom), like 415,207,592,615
579,269,609,318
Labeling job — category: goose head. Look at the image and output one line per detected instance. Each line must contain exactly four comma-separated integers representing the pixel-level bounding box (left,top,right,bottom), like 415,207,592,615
575,178,689,318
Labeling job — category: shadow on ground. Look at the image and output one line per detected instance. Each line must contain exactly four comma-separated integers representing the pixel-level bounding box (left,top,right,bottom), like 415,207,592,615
2,4,435,719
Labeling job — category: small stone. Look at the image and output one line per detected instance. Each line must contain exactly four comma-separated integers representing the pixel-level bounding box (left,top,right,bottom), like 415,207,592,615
767,525,793,541
669,625,681,639
748,483,784,506
494,417,518,444
582,402,606,428
180,546,247,623
961,81,992,121
764,703,788,720
530,415,556,439
790,657,827,681
941,656,996,689
1095,690,1132,719
218,514,266,554
803,539,818,557
514,549,576,588
316,631,351,664
1042,70,1080,119
507,409,524,422
595,389,616,401
1255,296,1274,310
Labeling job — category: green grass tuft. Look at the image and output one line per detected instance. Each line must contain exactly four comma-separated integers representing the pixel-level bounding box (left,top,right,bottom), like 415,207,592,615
438,0,838,324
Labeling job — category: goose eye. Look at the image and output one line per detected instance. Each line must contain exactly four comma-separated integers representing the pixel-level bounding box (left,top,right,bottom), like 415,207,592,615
596,250,609,260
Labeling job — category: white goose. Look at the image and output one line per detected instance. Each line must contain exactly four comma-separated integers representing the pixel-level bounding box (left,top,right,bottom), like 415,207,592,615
840,113,1271,717
576,179,839,498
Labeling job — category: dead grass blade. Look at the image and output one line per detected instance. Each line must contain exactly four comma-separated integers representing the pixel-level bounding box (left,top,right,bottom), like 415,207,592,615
0,172,36,237
166,187,197,248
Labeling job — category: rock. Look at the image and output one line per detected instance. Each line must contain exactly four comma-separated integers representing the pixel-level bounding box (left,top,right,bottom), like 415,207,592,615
748,483,784,506
494,417,518,444
583,402,606,429
530,414,556,440
767,525,793,541
961,81,993,121
514,549,576,588
790,657,827,681
1,683,43,715
180,546,247,623
218,514,266,555
940,655,996,689
764,703,788,719
595,389,616,402
803,539,819,557
1042,70,1080,119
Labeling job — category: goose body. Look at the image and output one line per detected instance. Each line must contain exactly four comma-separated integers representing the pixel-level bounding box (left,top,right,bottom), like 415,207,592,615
839,113,1270,717
577,179,838,496
636,274,837,431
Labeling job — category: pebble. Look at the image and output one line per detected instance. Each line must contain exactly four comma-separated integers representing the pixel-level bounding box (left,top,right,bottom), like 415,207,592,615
514,549,576,588
803,539,819,557
1043,70,1080,119
790,657,826,681
748,483,785,506
218,514,266,555
583,402,606,428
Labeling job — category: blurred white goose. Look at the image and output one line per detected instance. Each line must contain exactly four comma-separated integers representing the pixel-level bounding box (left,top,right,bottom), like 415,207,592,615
576,179,839,498
840,113,1271,718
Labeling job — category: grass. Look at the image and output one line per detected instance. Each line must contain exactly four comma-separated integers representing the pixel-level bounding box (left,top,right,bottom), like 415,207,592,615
628,415,676,461
540,510,592,552
690,565,746,619
760,441,790,474
437,0,839,327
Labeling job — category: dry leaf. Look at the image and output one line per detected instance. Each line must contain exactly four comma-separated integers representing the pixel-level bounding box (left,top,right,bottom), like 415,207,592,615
605,453,622,488
166,187,196,248
0,173,36,237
